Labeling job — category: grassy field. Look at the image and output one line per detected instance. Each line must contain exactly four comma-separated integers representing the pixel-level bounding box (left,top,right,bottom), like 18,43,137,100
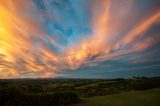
85,88,160,106
1,77,160,106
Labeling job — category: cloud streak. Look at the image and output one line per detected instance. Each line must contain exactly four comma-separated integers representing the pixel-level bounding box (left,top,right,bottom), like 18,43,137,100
0,0,160,78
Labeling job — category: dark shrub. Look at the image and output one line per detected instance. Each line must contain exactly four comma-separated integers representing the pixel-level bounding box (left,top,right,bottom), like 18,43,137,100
0,89,79,106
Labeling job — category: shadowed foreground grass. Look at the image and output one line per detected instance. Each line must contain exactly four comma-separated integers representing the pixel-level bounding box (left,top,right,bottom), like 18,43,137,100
84,88,160,106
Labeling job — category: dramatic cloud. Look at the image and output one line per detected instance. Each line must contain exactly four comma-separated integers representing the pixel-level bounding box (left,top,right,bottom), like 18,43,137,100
0,0,160,78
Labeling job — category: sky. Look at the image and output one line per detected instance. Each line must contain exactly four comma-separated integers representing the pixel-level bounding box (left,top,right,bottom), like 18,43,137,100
0,0,160,79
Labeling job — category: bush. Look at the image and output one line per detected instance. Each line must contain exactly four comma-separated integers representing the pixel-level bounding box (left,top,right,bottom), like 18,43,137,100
0,89,79,106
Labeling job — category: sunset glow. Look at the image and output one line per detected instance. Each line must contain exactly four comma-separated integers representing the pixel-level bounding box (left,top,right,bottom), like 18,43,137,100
0,0,160,78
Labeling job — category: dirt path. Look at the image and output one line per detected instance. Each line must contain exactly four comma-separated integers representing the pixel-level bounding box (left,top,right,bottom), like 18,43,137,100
69,101,89,106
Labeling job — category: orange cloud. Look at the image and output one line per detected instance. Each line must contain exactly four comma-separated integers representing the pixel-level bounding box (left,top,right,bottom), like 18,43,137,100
0,0,159,78
122,11,160,45
63,1,160,69
0,0,58,78
63,0,111,68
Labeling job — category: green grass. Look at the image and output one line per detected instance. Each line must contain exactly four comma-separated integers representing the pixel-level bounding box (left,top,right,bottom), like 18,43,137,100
85,88,160,106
